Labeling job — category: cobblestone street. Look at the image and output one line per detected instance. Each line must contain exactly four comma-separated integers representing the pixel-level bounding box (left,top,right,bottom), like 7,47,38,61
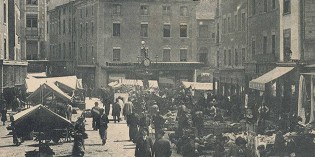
0,98,180,157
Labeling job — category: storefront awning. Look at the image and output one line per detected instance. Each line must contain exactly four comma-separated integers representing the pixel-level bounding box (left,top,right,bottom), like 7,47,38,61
182,81,213,90
249,67,294,91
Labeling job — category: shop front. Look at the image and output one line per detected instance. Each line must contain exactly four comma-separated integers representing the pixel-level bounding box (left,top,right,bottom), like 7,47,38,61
248,65,299,131
0,60,28,109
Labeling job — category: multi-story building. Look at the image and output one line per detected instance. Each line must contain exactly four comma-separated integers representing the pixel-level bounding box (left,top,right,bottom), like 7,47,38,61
20,0,47,60
195,0,216,83
1,0,28,105
47,0,76,76
48,0,202,89
214,0,247,97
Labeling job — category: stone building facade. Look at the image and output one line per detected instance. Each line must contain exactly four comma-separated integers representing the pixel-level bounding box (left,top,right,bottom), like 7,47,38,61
48,0,201,89
214,0,247,97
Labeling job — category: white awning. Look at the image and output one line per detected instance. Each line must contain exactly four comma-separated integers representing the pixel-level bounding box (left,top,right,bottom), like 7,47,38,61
182,81,213,90
249,67,294,91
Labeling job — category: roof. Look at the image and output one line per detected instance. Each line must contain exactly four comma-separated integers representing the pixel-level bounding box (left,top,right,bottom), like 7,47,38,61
27,82,72,103
26,75,79,93
13,104,72,132
182,81,213,90
196,0,216,20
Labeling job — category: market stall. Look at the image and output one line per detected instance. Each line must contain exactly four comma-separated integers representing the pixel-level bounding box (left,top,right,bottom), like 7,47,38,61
181,81,213,91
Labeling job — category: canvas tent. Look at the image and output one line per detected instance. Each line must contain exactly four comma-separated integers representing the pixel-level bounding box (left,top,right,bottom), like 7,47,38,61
27,82,72,104
13,104,72,139
26,76,82,93
182,81,213,91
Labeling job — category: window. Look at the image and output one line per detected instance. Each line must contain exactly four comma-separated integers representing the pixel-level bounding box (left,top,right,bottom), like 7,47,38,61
235,48,238,66
199,53,208,63
163,24,171,37
228,49,232,66
26,15,38,28
80,9,83,18
224,50,227,65
140,24,148,37
113,48,120,61
227,17,230,33
85,47,88,62
92,46,94,60
26,0,37,5
241,48,245,65
284,29,291,59
180,6,188,16
113,23,120,36
223,18,226,34
113,4,121,15
252,0,256,15
69,19,71,34
80,47,82,59
92,22,94,35
85,23,88,38
69,42,72,59
272,0,276,9
63,19,66,34
264,0,268,12
283,0,291,14
3,3,6,23
180,49,187,62
140,5,149,15
4,39,7,59
263,36,267,54
163,49,171,62
216,23,220,43
180,24,187,37
216,51,220,67
86,7,88,17
163,6,171,15
241,13,246,31
92,5,94,16
199,25,208,38
63,43,66,59
80,23,83,38
272,35,276,54
252,38,256,55
234,14,238,31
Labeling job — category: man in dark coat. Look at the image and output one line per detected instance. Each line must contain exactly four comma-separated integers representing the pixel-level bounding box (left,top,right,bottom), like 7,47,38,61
91,102,101,130
127,112,139,142
152,111,165,139
152,130,172,157
1,103,7,126
112,98,122,123
99,109,109,145
135,130,153,157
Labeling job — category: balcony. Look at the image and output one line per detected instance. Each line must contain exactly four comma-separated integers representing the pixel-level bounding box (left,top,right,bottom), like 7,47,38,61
25,28,38,37
252,53,277,63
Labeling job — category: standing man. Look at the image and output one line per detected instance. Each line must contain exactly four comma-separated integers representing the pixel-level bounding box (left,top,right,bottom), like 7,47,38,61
1,104,7,126
152,111,165,139
135,129,153,157
127,112,139,142
91,102,101,130
112,98,122,123
66,103,73,121
123,97,134,122
99,109,109,145
152,130,172,157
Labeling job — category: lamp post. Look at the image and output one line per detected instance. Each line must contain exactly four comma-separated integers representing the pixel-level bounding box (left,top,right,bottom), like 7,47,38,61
139,41,151,89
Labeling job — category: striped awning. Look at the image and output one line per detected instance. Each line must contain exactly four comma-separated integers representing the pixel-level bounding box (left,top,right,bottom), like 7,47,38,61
249,67,294,91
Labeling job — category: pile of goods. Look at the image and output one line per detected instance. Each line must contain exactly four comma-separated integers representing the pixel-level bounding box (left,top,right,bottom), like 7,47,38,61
163,111,178,131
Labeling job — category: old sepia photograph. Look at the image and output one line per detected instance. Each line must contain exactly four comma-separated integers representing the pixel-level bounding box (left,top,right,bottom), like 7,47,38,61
0,0,314,156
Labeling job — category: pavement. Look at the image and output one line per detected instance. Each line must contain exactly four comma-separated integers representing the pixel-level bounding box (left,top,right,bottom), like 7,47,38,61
0,98,181,157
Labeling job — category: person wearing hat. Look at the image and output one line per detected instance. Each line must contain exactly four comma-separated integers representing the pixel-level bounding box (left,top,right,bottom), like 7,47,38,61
152,111,165,139
135,129,153,157
91,102,101,130
99,109,109,145
152,130,172,157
